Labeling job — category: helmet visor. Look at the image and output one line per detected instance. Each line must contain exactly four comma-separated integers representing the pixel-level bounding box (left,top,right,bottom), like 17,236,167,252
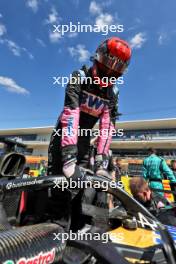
96,52,130,75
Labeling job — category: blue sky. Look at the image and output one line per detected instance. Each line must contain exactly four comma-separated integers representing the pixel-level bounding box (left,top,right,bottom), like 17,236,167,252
0,0,176,129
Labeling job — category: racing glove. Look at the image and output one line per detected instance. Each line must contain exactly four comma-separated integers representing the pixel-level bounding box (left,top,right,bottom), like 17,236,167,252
62,157,77,178
62,146,85,181
95,154,110,178
62,145,76,178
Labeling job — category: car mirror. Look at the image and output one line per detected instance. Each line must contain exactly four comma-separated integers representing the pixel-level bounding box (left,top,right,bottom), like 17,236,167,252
0,152,26,178
122,217,138,230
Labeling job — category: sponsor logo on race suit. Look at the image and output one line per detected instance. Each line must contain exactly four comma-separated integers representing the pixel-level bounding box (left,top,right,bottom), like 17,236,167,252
3,248,55,264
80,91,109,117
67,117,74,136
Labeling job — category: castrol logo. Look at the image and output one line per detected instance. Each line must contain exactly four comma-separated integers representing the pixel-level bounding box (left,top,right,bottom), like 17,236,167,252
3,248,55,264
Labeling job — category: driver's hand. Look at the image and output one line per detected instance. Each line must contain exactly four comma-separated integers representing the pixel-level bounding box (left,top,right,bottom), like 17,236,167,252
157,201,165,209
62,156,85,181
63,158,77,178
95,154,110,178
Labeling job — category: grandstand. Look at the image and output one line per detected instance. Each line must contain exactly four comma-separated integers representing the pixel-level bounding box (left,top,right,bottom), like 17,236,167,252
0,118,176,158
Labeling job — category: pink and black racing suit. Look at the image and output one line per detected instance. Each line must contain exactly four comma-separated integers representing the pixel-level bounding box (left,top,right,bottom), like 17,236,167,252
48,65,119,175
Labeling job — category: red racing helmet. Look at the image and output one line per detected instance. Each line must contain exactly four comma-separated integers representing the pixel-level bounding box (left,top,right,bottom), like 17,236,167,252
92,37,132,80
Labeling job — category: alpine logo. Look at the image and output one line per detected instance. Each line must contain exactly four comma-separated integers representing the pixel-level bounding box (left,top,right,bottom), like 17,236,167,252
3,248,55,264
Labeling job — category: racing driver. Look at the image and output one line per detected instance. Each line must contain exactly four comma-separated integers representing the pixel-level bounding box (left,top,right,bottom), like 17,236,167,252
48,37,132,180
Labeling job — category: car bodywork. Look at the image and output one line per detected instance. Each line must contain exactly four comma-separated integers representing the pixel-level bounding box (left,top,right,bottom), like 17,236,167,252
0,151,176,263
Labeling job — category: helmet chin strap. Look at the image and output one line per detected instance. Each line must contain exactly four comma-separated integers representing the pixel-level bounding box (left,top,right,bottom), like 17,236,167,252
92,63,113,88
